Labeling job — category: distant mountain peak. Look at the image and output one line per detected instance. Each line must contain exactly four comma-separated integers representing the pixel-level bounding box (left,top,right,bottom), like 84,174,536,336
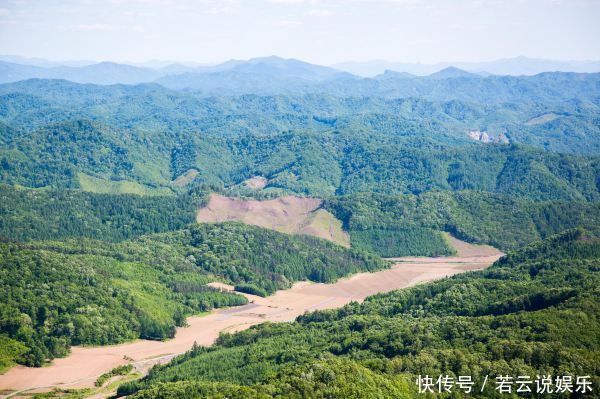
93,61,121,66
427,66,478,79
374,69,416,80
255,55,287,62
243,56,298,66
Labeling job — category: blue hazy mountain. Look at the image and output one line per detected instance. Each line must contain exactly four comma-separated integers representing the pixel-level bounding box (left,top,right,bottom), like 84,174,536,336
373,70,416,80
0,60,162,84
155,56,353,92
0,56,352,89
333,56,600,77
0,54,95,67
1,57,599,106
425,67,481,79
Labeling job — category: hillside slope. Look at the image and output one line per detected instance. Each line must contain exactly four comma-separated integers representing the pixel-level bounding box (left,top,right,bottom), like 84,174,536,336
2,185,598,258
326,191,600,252
2,80,600,198
196,194,350,247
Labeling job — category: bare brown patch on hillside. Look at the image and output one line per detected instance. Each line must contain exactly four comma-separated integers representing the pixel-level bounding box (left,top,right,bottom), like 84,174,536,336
196,194,350,247
445,234,501,258
243,176,268,189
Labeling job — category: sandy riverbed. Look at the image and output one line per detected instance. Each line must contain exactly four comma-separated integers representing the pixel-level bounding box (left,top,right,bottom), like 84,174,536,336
0,240,502,397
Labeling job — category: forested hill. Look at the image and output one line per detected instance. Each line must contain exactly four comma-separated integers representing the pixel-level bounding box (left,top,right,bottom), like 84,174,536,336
325,191,600,253
0,222,386,371
2,78,600,154
0,184,206,242
2,184,599,257
120,229,600,398
1,78,599,202
0,58,598,396
1,124,599,200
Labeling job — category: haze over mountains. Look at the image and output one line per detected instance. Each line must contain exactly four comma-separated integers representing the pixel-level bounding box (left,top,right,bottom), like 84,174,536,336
2,55,600,87
334,56,600,77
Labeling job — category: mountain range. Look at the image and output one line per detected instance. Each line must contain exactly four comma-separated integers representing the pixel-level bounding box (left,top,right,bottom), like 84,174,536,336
333,56,600,77
2,55,600,88
0,55,349,86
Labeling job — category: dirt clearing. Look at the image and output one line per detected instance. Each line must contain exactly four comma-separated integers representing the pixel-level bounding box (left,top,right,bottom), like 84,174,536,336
196,194,350,247
243,176,268,189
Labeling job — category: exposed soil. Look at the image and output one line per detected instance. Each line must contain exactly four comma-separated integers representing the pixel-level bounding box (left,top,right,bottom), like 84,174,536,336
0,238,503,398
243,176,268,189
196,194,350,247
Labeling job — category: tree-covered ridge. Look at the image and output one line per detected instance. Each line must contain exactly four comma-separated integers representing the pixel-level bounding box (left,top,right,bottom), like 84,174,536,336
1,79,599,198
129,223,388,295
121,229,600,398
3,67,599,104
0,78,597,152
347,226,455,257
157,70,600,105
0,223,386,371
2,184,598,257
0,240,246,371
0,184,206,242
2,120,599,201
326,191,600,252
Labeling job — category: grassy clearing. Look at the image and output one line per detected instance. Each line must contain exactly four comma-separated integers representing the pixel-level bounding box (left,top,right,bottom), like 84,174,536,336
524,112,560,125
300,208,350,247
172,169,199,187
77,173,173,196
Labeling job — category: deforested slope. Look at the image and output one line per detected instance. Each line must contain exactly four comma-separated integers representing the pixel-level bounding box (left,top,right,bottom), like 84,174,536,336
196,194,350,247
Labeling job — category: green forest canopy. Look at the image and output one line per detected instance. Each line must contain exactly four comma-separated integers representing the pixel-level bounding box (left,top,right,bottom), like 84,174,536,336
1,79,599,199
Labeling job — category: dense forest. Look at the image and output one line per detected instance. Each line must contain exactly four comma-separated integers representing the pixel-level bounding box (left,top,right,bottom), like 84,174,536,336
120,229,600,398
0,223,385,371
2,120,599,201
326,190,600,253
3,184,599,257
1,79,600,199
0,184,206,241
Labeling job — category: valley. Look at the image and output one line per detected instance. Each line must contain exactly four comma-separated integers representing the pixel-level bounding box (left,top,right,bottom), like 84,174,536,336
0,46,598,399
0,237,502,398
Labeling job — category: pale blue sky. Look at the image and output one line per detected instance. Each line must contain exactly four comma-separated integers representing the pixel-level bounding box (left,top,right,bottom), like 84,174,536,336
0,0,599,64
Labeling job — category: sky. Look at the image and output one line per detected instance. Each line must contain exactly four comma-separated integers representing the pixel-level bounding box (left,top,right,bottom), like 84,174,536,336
0,0,599,65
